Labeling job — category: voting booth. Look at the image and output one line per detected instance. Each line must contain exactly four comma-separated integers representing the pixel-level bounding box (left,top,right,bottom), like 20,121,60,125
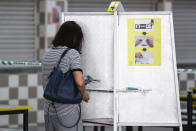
61,3,183,130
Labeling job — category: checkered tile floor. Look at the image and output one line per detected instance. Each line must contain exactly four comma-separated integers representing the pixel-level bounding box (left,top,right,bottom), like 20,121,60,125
0,72,196,127
0,73,44,128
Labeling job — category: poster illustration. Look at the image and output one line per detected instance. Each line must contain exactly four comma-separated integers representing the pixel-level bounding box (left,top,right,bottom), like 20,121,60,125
52,6,61,24
128,18,161,66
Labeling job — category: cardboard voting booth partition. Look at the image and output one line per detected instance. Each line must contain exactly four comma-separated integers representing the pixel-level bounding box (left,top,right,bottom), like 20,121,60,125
62,12,182,131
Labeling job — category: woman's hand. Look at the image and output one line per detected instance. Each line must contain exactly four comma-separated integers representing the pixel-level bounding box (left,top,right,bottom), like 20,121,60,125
135,39,142,47
146,38,153,47
135,52,143,58
82,92,90,103
72,71,90,102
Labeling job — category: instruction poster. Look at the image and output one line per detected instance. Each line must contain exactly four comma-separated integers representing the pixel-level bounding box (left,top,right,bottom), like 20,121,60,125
128,18,161,66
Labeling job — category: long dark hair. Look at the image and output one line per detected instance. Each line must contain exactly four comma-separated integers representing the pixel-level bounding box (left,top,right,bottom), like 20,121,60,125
52,21,83,52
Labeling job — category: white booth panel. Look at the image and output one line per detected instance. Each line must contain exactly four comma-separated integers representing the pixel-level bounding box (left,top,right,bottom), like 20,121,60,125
118,14,179,124
63,14,114,119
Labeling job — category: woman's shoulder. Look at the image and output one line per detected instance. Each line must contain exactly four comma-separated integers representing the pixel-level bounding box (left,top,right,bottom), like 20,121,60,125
42,48,53,60
67,48,80,56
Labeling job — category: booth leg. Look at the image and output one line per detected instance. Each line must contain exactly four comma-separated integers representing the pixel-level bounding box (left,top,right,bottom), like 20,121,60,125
126,126,133,131
173,127,179,131
101,126,105,131
94,126,98,131
138,126,142,131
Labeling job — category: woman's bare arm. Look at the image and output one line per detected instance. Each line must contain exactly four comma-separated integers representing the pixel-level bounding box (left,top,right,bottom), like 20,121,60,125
73,71,89,102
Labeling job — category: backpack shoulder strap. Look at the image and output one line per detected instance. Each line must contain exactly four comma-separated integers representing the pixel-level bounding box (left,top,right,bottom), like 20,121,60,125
57,48,71,66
